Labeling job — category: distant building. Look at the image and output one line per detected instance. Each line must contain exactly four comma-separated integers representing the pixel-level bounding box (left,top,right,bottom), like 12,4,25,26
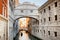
0,0,8,40
9,0,19,40
38,0,60,40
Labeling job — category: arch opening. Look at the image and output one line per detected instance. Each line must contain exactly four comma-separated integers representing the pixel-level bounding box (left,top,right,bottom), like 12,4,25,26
14,16,39,33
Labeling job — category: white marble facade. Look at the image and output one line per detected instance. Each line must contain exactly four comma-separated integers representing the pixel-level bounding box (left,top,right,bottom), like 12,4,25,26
14,2,39,20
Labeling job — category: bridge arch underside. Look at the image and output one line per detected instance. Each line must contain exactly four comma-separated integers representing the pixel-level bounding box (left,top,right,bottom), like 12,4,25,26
15,16,39,21
15,15,39,21
15,16,39,33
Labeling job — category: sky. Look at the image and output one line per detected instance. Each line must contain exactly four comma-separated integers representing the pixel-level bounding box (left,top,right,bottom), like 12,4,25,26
19,0,48,7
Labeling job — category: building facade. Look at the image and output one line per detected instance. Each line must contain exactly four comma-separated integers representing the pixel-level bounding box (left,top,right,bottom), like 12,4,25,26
38,0,60,40
9,0,19,40
0,0,8,40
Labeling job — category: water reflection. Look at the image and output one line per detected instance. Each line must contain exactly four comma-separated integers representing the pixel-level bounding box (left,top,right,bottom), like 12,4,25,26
19,31,31,40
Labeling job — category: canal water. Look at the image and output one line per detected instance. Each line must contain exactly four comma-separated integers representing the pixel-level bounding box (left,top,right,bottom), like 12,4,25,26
19,31,30,40
14,31,42,40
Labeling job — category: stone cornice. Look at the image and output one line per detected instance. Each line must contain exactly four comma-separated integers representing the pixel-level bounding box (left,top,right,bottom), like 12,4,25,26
15,2,38,8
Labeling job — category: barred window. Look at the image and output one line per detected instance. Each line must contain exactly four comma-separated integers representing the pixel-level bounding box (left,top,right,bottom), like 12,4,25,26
49,17,51,21
48,6,51,10
21,10,23,13
54,32,57,37
55,15,57,21
48,31,50,35
55,2,57,7
44,9,46,13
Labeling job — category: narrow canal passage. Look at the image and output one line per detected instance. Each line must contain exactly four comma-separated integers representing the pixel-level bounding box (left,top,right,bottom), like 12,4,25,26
14,17,41,40
14,31,42,40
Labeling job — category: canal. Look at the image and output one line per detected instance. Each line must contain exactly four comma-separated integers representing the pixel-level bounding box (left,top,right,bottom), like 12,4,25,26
14,31,42,40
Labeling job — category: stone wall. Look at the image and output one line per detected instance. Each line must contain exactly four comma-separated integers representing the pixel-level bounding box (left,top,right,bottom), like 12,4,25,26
0,15,8,40
34,0,60,40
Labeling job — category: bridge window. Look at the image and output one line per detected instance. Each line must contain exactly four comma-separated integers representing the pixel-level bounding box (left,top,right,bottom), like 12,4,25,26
21,10,23,13
31,10,33,13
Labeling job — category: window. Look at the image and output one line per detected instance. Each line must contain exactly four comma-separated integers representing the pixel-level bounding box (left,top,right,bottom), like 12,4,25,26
44,9,46,13
54,32,57,37
41,19,42,23
49,17,51,21
21,10,23,13
55,15,57,21
55,2,57,7
36,30,37,32
44,18,46,22
48,6,51,10
38,30,39,32
44,30,45,34
31,10,33,13
48,31,50,35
